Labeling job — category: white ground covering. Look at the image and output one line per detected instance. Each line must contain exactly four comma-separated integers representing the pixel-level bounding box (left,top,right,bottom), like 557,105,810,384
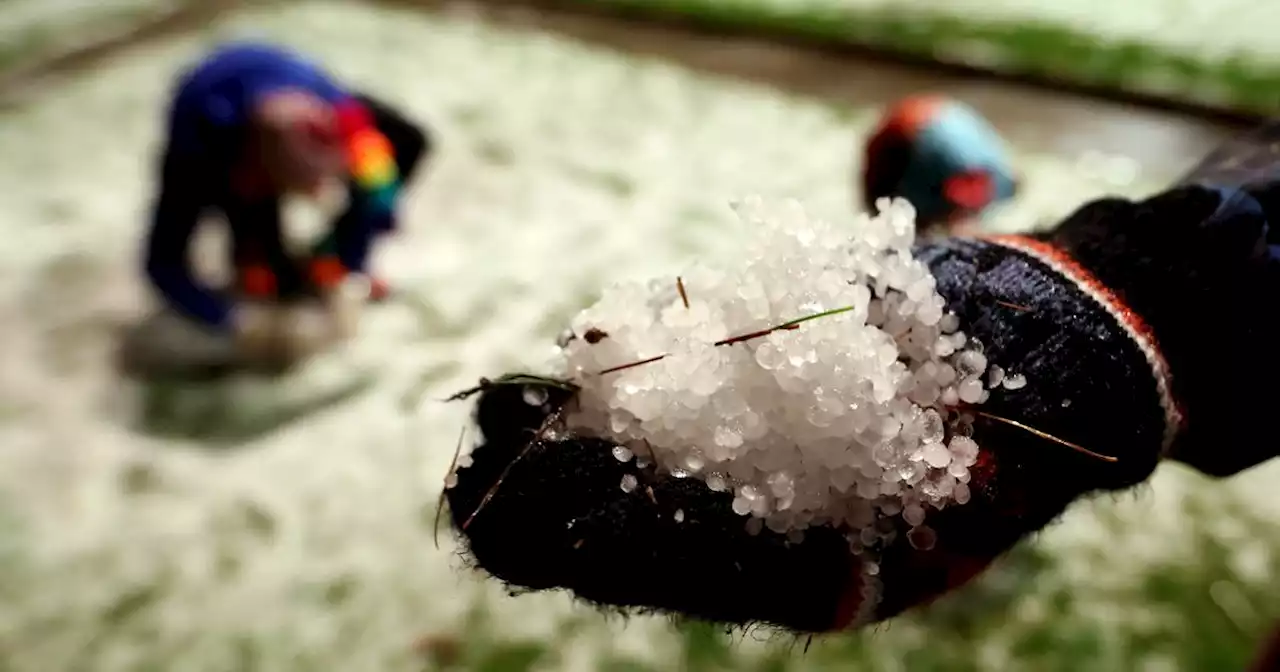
0,1,1271,670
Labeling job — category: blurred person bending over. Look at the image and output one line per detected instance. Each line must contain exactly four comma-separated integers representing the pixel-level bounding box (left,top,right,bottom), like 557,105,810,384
141,41,430,373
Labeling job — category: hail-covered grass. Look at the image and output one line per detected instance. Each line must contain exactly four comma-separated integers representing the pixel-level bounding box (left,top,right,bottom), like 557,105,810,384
572,0,1280,113
0,1,1273,670
582,0,1280,63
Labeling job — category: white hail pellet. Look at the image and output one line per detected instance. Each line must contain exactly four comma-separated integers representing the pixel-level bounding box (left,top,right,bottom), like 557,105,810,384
1003,373,1028,390
552,197,997,549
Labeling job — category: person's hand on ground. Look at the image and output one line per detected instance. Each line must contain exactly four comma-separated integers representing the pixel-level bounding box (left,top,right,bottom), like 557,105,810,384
233,300,352,374
231,303,299,374
317,273,370,341
281,301,352,357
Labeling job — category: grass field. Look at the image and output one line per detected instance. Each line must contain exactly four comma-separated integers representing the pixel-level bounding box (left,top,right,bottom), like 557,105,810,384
0,1,1276,670
569,0,1280,116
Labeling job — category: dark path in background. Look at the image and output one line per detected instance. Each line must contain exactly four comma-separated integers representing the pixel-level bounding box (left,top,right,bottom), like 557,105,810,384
424,0,1235,178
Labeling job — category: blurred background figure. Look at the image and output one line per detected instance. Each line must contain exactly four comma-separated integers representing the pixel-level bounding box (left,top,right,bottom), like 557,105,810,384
126,41,430,378
861,95,1019,237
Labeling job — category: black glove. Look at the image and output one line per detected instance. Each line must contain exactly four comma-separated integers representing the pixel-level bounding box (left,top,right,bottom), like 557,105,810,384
446,124,1280,634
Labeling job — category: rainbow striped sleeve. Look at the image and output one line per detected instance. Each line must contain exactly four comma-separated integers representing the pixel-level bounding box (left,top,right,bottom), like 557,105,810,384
334,99,401,216
307,98,402,291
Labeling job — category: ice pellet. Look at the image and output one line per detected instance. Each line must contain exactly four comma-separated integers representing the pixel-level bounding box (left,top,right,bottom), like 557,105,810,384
907,525,937,551
903,503,926,527
921,409,945,444
956,350,987,377
949,435,980,465
958,377,985,403
522,385,549,407
620,474,638,493
988,364,1004,388
922,442,951,468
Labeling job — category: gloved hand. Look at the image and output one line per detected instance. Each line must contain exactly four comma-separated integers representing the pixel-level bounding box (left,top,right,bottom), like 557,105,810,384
446,231,1173,634
445,173,1280,634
